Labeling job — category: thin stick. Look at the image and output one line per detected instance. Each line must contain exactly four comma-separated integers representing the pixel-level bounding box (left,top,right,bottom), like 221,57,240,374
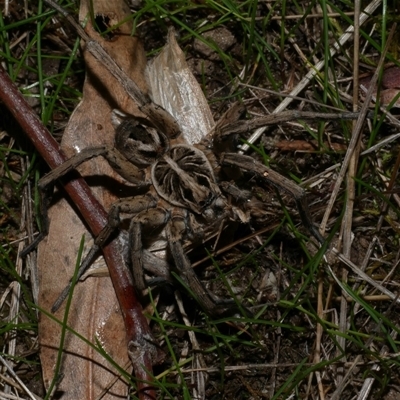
329,249,400,304
0,356,37,400
336,1,362,383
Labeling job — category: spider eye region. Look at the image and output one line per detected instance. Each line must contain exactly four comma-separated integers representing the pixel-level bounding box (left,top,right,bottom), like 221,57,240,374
152,145,220,214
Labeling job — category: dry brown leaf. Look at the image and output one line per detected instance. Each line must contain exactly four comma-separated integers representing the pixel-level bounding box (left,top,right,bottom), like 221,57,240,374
360,66,400,107
38,0,147,398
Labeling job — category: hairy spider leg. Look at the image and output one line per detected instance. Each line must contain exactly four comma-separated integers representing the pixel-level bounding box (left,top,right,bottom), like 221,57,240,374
221,152,324,244
51,193,158,312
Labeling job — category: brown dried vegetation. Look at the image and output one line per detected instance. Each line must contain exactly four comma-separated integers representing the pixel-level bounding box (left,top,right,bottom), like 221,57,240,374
1,0,400,399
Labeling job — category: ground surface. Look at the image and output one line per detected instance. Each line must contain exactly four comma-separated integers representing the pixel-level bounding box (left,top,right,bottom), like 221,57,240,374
1,1,400,399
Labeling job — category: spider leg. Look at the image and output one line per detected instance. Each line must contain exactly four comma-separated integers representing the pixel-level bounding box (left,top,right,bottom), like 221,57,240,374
39,146,146,188
221,152,324,244
166,210,251,318
51,194,158,312
22,146,147,256
129,207,170,293
220,181,252,204
21,147,115,256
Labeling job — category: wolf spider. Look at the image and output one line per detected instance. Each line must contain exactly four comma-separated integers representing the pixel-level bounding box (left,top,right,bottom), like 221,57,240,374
34,107,324,317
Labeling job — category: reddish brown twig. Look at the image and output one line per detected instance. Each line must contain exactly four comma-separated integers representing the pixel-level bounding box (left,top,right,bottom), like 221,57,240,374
0,66,160,400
